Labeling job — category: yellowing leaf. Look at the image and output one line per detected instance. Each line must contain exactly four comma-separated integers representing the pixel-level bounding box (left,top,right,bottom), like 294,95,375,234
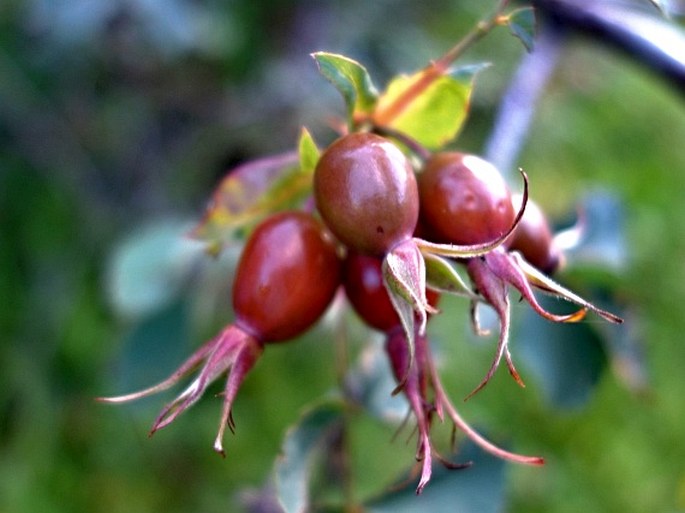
191,151,313,255
373,67,475,150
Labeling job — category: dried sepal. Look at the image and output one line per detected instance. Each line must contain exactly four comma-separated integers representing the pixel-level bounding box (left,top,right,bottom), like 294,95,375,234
487,249,588,323
512,251,623,324
466,257,524,400
383,239,433,393
385,327,543,493
98,324,264,456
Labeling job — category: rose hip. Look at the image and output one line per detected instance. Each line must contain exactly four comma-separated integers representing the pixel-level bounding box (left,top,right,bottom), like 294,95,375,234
418,152,515,245
314,132,419,256
100,211,342,455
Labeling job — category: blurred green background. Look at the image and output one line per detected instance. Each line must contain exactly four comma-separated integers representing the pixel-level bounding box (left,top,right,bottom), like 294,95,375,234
2,0,685,512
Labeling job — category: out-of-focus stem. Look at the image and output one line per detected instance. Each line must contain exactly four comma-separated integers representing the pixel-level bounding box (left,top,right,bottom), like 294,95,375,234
483,24,565,178
372,0,512,127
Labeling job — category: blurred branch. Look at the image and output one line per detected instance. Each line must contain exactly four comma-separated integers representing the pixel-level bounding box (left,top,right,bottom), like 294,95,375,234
485,0,685,176
534,0,685,98
484,24,564,176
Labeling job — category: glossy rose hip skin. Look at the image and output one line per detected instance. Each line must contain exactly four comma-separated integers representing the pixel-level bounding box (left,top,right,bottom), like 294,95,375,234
507,194,561,274
314,132,419,256
234,211,342,341
418,152,515,245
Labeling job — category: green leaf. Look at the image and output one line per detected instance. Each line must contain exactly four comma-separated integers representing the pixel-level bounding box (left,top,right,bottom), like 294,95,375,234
298,126,320,174
191,151,313,255
312,52,379,124
366,441,506,513
515,295,608,409
424,253,477,298
107,218,203,318
555,190,627,274
345,336,409,422
118,299,189,393
507,7,536,52
274,400,345,513
372,65,478,150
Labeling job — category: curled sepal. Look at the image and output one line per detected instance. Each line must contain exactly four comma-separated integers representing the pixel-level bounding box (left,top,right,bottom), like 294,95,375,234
385,328,543,493
98,324,264,456
415,169,529,259
511,251,624,324
428,354,545,467
486,249,588,324
386,330,471,494
465,257,524,400
386,330,434,493
424,252,478,299
383,240,434,392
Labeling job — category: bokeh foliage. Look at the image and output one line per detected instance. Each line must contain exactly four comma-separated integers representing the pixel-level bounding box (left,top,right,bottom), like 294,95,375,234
2,1,685,512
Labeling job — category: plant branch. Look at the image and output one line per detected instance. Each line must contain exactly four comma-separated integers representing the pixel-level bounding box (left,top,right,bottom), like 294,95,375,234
372,0,511,127
533,0,685,99
434,0,511,72
483,24,565,178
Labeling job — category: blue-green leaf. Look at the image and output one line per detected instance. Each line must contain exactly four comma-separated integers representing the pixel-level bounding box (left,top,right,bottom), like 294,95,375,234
117,299,189,394
507,7,536,52
515,295,608,409
344,336,408,422
366,442,506,513
274,400,345,513
107,218,202,319
555,190,627,274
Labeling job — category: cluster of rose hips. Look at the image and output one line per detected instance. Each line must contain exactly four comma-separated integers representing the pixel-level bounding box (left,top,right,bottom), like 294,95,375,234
101,131,621,493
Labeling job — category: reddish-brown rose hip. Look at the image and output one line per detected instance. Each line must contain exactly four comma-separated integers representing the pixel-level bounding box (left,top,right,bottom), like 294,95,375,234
508,194,561,274
233,211,342,342
314,132,419,256
418,152,515,245
100,210,343,454
343,252,439,333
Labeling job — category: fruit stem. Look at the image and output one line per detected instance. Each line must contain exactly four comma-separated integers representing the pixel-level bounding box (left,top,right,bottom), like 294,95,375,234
372,125,432,161
330,296,359,511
